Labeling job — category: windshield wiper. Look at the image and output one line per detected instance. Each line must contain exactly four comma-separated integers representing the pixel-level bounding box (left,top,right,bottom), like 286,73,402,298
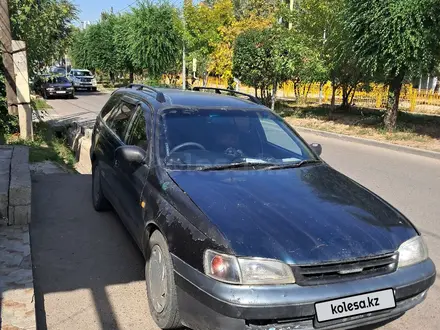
199,162,275,171
266,159,322,170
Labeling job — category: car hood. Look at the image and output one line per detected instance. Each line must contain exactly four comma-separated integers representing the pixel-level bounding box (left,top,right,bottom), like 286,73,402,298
46,83,72,88
168,165,417,264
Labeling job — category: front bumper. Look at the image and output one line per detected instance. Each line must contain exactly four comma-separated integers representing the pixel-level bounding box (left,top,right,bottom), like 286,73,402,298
173,256,436,330
47,89,74,96
73,81,97,88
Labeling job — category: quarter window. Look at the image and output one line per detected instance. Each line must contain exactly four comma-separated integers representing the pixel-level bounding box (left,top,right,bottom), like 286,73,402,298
101,94,122,121
127,107,148,150
107,101,137,141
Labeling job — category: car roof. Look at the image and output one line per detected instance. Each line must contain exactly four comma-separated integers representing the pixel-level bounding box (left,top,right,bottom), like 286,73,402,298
117,87,266,111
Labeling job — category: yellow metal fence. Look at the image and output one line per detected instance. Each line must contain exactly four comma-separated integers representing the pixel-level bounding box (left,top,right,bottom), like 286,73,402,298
165,76,440,114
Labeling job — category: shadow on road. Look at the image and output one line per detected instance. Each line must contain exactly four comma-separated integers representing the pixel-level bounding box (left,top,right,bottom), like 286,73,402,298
31,173,154,330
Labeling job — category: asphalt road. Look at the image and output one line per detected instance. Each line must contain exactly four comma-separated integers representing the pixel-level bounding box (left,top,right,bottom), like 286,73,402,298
33,92,440,330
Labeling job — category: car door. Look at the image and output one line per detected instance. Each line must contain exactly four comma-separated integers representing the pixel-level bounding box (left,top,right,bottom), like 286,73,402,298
102,96,138,224
93,93,123,198
116,103,153,244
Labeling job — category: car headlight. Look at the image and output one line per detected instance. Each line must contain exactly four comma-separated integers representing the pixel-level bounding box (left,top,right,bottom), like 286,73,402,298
204,250,295,285
67,87,74,90
398,236,428,268
92,78,97,84
46,87,55,92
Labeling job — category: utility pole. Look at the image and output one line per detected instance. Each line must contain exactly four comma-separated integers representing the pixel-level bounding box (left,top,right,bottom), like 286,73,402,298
289,0,294,30
182,43,186,90
0,0,18,115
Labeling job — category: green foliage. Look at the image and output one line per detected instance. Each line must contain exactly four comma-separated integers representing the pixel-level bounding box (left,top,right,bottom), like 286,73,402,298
343,0,440,81
232,0,279,19
233,26,324,104
113,13,136,73
129,1,183,79
342,0,440,128
184,0,235,76
10,0,78,75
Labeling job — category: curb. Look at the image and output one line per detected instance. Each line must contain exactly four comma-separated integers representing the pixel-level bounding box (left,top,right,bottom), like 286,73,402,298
295,127,440,161
8,146,32,225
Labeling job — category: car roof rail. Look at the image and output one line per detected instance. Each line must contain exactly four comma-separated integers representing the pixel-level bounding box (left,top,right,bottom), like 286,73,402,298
126,84,166,103
192,87,262,105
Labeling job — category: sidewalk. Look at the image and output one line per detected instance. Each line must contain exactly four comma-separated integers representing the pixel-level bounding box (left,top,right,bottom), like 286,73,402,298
0,146,35,330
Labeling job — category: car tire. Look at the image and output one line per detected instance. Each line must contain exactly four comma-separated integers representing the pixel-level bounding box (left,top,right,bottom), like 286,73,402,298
92,87,97,92
146,231,181,329
92,163,111,212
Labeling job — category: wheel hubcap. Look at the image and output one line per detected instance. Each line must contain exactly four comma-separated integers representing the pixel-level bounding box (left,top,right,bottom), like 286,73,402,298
149,245,167,313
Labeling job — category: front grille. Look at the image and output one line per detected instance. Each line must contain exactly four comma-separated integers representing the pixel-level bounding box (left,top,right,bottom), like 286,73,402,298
81,78,92,82
55,87,65,91
292,253,398,286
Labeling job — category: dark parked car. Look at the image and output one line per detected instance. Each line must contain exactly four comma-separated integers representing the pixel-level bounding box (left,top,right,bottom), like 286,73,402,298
34,74,75,99
90,85,435,330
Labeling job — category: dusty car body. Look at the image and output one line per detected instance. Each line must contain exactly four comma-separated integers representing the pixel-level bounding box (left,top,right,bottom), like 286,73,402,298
90,85,436,330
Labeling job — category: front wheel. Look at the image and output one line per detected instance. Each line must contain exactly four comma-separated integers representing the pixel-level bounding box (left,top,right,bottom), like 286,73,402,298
92,163,111,212
146,231,181,329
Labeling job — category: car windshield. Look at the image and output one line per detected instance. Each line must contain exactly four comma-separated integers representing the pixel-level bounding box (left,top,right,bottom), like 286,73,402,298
73,70,92,76
47,76,70,84
159,108,317,169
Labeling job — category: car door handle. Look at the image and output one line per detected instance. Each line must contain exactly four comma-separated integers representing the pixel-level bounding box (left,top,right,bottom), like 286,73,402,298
114,160,120,168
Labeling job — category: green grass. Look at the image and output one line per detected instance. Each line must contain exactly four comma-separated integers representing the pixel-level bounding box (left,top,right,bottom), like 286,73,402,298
7,122,76,171
31,98,52,111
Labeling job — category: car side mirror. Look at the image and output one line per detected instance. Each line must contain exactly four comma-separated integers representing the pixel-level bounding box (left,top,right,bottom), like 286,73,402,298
310,143,322,156
115,146,147,172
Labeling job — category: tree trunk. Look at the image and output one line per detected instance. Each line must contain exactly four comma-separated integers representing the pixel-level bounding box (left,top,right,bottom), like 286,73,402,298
271,81,278,111
384,73,405,131
318,82,324,104
305,83,312,102
341,85,352,110
110,72,115,84
203,72,210,87
129,70,134,84
349,87,357,105
331,84,337,107
254,86,258,98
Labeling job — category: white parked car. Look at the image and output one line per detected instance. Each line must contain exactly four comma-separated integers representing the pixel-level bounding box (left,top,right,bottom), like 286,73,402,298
68,69,98,91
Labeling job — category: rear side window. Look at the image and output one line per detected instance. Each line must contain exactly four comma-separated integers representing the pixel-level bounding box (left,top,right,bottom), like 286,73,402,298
101,93,122,121
107,101,137,141
127,106,149,151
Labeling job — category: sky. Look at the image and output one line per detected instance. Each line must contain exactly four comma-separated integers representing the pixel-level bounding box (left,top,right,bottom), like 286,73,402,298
73,0,184,23
73,0,135,23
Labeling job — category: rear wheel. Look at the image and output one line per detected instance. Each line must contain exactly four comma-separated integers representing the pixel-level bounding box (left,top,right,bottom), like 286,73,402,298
146,231,181,329
92,163,111,212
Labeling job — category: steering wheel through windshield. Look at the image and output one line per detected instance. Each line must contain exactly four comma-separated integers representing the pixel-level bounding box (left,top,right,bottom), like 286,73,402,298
169,142,206,155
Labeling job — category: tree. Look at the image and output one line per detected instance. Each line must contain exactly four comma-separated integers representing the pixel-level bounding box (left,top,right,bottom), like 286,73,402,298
209,14,273,81
9,0,78,75
233,27,312,108
70,29,92,70
343,0,440,130
129,1,183,79
83,15,118,81
184,0,235,81
232,0,279,19
113,13,136,82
